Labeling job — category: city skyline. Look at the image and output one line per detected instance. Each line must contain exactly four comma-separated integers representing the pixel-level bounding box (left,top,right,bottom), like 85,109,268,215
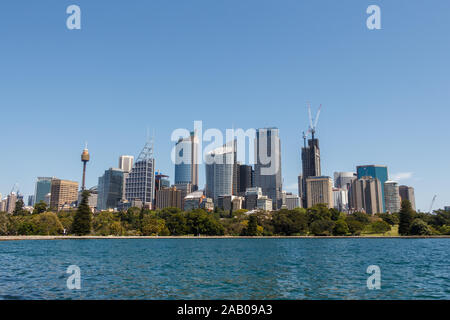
1,1,449,211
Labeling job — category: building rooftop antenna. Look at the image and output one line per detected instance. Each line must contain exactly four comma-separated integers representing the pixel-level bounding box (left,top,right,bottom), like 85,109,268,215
137,129,154,162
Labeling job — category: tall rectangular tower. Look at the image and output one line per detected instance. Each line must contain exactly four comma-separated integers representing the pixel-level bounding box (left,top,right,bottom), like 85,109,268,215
305,176,333,208
356,165,388,212
50,179,79,211
174,131,199,191
254,128,282,210
301,137,321,207
125,140,156,206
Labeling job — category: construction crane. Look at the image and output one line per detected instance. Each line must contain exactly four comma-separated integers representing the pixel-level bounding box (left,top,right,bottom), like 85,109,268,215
307,103,322,140
10,183,18,194
429,195,437,213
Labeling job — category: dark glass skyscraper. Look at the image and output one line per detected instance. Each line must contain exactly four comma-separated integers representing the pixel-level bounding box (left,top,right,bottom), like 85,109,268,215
301,137,321,207
254,128,282,209
97,168,124,211
34,177,53,204
238,164,253,195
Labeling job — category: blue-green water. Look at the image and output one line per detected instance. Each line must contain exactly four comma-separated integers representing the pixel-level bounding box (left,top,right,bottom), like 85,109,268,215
0,239,449,300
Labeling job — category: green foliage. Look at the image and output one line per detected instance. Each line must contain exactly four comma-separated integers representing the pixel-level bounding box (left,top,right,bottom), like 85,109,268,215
377,213,399,226
333,219,349,236
272,209,308,235
310,219,335,236
242,215,259,236
32,212,64,235
0,212,10,235
368,220,392,234
307,204,332,224
349,212,370,224
185,209,224,236
1,199,446,237
13,199,26,215
141,216,167,236
399,200,415,235
72,190,92,235
409,219,433,235
346,219,364,235
33,201,48,215
14,212,63,235
94,211,121,236
166,213,187,235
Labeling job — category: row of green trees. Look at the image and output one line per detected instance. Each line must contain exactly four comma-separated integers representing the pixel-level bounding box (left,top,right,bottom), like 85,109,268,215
1,194,449,237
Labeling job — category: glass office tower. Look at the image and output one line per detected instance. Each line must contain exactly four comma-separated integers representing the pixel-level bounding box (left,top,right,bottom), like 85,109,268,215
356,165,388,212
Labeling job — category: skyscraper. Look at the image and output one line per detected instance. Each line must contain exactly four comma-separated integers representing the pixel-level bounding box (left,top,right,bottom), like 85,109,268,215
119,155,134,173
305,176,333,209
205,141,235,202
350,176,383,215
119,155,134,201
125,139,156,207
174,131,199,191
34,177,53,204
238,164,253,195
50,179,79,211
384,181,401,213
356,165,388,212
254,128,282,209
333,188,349,212
6,193,17,214
334,172,357,190
97,168,124,211
301,137,321,208
399,185,416,211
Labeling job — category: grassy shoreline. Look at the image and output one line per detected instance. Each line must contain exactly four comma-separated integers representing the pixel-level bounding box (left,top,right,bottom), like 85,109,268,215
1,235,450,241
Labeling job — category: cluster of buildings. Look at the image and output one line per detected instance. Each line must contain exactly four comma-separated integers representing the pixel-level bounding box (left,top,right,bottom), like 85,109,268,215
0,124,423,215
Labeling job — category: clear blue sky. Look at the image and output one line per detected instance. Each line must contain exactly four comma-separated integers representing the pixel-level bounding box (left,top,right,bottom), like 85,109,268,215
0,0,449,211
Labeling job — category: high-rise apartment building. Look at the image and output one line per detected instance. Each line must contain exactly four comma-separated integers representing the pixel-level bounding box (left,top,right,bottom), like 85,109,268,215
50,179,79,211
399,185,416,211
356,165,388,211
6,193,18,213
305,176,333,209
254,128,282,209
156,187,183,209
97,168,124,211
350,176,383,215
34,177,53,204
0,198,6,212
125,140,156,207
384,181,401,213
174,131,199,191
205,141,235,202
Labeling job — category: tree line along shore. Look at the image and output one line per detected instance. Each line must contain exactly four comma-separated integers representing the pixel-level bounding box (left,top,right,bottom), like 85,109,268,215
1,191,449,237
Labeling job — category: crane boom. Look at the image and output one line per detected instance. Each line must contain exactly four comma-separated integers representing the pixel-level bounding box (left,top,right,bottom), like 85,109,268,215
313,104,322,129
429,195,437,213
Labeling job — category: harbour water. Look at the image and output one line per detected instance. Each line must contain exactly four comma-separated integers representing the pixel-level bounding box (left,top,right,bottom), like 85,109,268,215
0,238,448,299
